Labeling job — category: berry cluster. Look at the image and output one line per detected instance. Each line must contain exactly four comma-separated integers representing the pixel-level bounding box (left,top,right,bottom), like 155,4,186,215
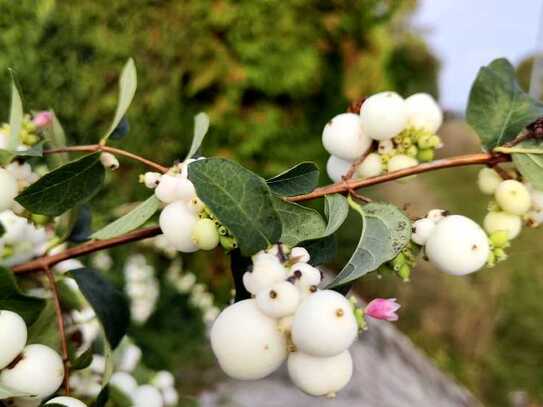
144,159,237,254
212,245,363,397
0,310,80,405
323,92,443,182
478,169,543,266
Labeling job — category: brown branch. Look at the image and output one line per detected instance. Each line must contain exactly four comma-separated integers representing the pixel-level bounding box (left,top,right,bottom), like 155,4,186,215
13,227,161,274
343,142,376,180
287,152,510,203
44,145,169,173
42,264,70,395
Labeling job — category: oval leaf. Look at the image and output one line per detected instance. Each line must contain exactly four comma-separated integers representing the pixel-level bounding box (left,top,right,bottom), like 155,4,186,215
92,195,160,240
188,158,282,256
71,268,129,349
272,198,326,247
103,58,137,142
186,112,210,160
15,153,105,217
0,267,45,325
322,194,349,237
267,162,319,196
8,74,23,151
512,140,543,190
467,58,543,150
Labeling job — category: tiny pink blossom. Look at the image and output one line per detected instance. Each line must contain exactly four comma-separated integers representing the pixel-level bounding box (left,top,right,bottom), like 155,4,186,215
32,111,53,127
365,298,400,321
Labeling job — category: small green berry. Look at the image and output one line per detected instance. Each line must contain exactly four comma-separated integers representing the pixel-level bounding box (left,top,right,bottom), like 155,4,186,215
417,148,434,162
489,230,509,249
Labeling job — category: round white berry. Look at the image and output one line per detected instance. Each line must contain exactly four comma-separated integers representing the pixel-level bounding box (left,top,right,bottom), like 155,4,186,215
45,397,87,407
322,113,372,161
378,139,394,155
405,93,443,133
356,153,383,179
483,211,522,240
0,168,18,212
159,202,198,253
110,371,138,395
162,387,179,406
0,344,64,399
289,263,322,298
191,218,219,251
426,208,448,223
151,371,175,390
425,215,489,275
292,290,358,357
290,247,310,264
288,351,353,397
411,218,435,246
495,180,531,215
133,385,164,407
0,310,27,369
99,152,119,170
243,257,288,295
256,281,300,318
326,155,352,183
527,184,543,210
477,168,502,195
387,154,418,173
143,172,162,189
155,174,196,204
527,210,543,227
360,92,408,141
210,299,287,380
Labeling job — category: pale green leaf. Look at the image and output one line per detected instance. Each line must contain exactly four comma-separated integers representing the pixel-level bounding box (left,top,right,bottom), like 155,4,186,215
272,198,326,247
8,75,23,151
186,112,210,160
512,140,543,190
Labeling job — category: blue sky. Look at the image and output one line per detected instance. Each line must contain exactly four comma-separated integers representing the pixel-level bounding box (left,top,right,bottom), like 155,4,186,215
412,0,543,112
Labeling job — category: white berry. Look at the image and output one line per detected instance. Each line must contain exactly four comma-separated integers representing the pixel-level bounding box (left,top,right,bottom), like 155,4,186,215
477,168,502,195
0,310,27,369
426,208,448,223
133,385,164,407
360,92,408,141
45,397,87,407
256,281,300,318
0,344,64,399
484,211,522,240
159,202,198,253
288,351,353,397
378,139,394,154
143,172,162,189
110,371,138,395
425,215,490,275
151,371,175,389
411,218,435,246
527,210,543,227
289,263,322,298
495,180,531,215
99,152,119,170
210,299,287,380
243,257,288,295
405,93,443,133
290,247,310,263
356,153,383,179
191,218,219,250
292,290,358,357
326,155,352,183
387,154,418,172
322,113,372,161
0,168,18,212
155,174,196,204
528,184,543,210
162,387,179,406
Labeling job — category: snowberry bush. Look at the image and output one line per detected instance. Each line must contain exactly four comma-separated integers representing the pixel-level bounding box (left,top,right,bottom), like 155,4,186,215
1,56,543,405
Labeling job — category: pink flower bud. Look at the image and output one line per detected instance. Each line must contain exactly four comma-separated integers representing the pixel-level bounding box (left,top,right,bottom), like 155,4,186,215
32,111,53,127
365,298,400,321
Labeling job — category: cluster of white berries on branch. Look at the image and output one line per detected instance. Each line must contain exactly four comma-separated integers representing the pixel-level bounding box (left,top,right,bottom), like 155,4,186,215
324,92,443,182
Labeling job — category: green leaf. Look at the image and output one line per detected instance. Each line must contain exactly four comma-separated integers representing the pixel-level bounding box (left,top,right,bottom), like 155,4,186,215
272,198,326,247
267,162,319,196
71,347,93,370
466,58,543,150
327,202,410,288
8,74,23,151
14,140,45,157
186,112,210,160
71,268,129,349
322,194,349,237
15,153,105,216
512,140,543,190
188,158,282,255
103,58,137,142
0,382,31,399
91,195,160,240
301,234,337,266
27,301,60,350
0,267,45,325
0,149,15,166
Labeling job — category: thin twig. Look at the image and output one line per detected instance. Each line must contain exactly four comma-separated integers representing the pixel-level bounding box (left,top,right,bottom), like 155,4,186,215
42,264,70,395
44,145,169,173
343,143,376,180
13,227,161,274
490,164,513,180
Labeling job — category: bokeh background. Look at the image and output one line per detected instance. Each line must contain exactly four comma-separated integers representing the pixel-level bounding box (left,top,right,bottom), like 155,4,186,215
2,1,543,405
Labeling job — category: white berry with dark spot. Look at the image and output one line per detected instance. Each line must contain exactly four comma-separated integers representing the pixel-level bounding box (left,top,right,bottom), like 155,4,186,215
256,281,300,318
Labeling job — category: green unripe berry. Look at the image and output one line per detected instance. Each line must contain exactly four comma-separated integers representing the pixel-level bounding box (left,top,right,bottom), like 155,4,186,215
398,264,411,282
31,214,50,226
486,251,496,268
417,134,433,149
489,230,509,249
406,145,418,158
391,253,406,270
429,135,442,148
191,218,220,251
219,235,238,251
417,148,434,162
494,248,507,261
